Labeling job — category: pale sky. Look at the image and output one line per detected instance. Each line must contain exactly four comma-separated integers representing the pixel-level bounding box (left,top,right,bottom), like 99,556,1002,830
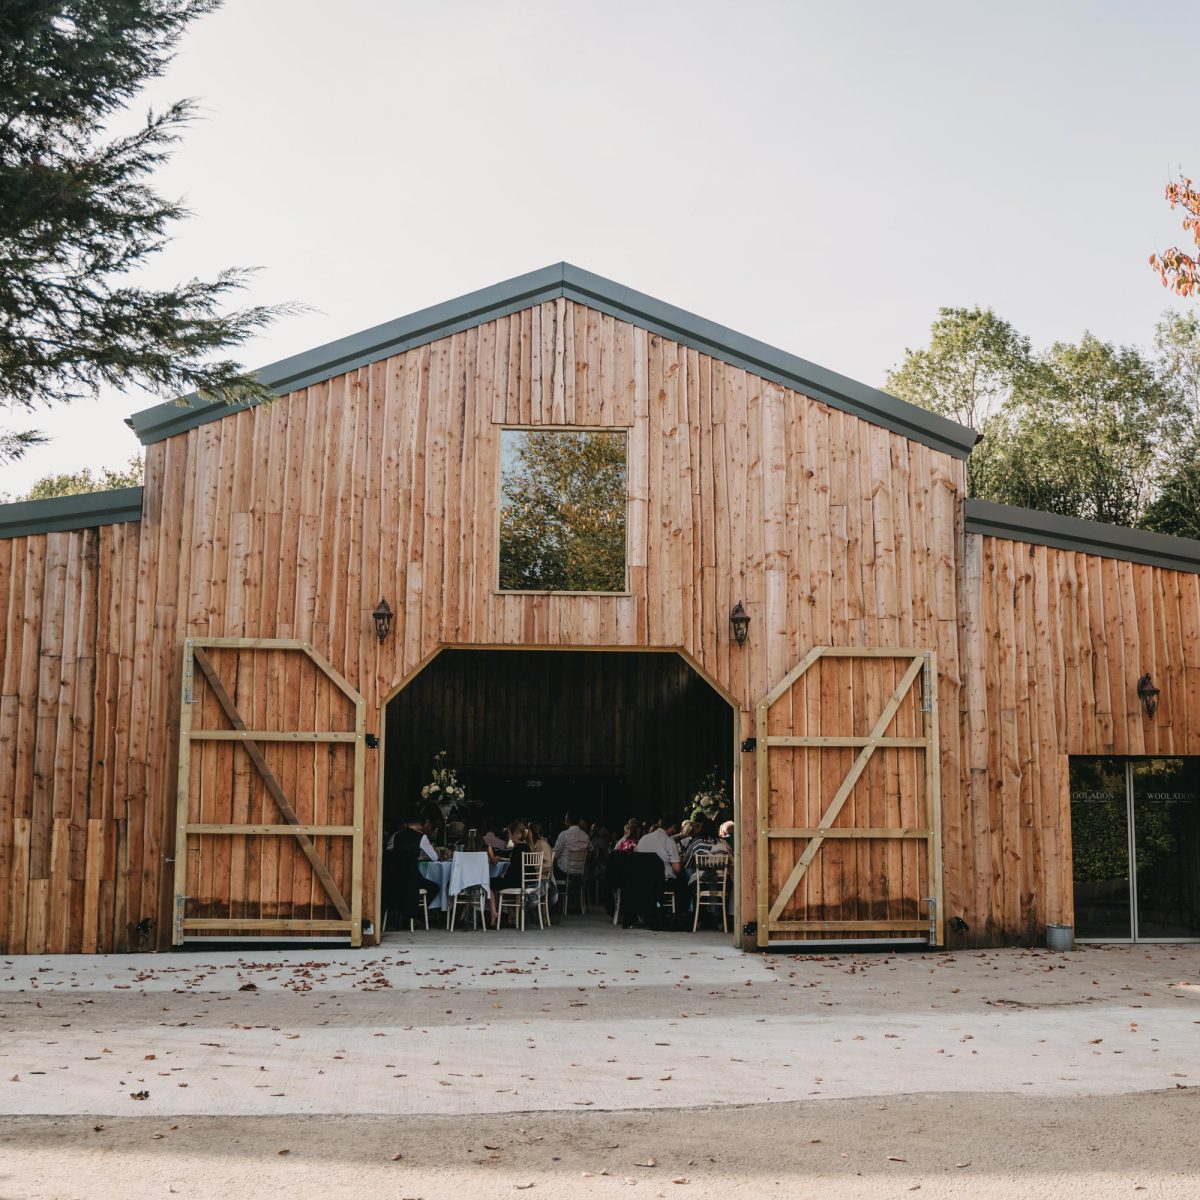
6,0,1200,493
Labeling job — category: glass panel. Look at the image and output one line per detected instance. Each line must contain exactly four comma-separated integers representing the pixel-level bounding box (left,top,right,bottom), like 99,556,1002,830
1070,757,1132,939
1131,758,1200,939
498,429,627,592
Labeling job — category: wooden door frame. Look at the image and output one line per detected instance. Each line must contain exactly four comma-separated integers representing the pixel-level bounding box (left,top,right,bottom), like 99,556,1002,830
173,637,367,947
375,643,743,946
755,646,943,948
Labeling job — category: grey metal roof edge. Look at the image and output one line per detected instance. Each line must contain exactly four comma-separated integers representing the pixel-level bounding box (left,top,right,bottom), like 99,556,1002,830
557,265,979,459
127,262,979,459
0,486,143,540
965,497,1200,574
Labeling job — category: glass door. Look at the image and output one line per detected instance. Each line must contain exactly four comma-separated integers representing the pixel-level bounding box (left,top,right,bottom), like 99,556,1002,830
1131,759,1200,939
1070,757,1133,939
1070,757,1200,942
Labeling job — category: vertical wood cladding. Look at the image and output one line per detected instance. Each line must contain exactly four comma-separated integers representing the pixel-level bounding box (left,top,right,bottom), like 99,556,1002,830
0,523,143,952
3,295,1198,951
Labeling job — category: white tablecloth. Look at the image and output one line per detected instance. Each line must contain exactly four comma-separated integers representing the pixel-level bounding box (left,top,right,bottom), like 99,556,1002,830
419,857,510,911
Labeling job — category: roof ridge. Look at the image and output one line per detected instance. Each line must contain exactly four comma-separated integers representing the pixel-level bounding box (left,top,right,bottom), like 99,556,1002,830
126,263,981,459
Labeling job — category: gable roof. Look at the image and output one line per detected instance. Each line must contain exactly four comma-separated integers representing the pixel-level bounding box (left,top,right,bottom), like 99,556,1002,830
127,263,981,459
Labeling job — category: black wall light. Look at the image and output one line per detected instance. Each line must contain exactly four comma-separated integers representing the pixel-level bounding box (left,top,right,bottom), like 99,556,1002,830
372,597,393,643
730,601,750,647
1137,673,1160,717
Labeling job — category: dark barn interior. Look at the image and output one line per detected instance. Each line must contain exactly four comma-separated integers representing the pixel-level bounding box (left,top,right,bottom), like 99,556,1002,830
383,649,735,839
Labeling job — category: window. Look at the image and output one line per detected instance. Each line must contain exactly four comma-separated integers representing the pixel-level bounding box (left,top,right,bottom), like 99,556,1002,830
498,428,627,593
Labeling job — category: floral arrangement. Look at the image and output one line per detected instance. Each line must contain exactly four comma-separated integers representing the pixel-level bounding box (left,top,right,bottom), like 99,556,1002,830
691,766,728,822
421,750,466,812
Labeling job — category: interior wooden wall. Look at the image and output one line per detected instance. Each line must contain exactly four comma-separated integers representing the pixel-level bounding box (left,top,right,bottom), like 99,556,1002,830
961,534,1200,943
0,523,144,953
383,648,735,832
5,294,1200,952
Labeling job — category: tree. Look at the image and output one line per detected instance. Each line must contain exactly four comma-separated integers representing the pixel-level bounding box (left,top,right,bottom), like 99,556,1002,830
890,309,1188,530
972,336,1177,527
0,0,294,464
1142,311,1200,540
22,454,142,499
499,431,627,592
1150,176,1200,298
885,307,1037,496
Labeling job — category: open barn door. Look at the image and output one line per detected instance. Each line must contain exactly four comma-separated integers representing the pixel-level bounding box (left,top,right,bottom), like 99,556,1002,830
172,638,366,947
754,647,943,949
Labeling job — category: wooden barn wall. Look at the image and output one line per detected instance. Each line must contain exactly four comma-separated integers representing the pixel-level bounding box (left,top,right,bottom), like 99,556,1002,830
115,296,969,951
0,523,144,953
382,648,736,830
9,296,1197,952
961,533,1200,944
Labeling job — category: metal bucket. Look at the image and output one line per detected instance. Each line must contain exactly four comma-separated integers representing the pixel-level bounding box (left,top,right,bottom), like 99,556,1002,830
1045,922,1074,951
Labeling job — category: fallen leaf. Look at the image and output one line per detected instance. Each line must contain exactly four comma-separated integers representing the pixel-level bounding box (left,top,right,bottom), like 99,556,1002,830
129,1090,149,1100
888,1156,907,1163
635,1157,657,1167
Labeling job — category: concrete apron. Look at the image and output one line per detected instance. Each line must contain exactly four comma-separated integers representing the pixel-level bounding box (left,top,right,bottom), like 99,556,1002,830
1,920,1197,1118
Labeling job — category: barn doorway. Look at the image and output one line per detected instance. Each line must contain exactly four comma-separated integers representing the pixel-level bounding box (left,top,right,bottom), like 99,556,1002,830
380,648,738,932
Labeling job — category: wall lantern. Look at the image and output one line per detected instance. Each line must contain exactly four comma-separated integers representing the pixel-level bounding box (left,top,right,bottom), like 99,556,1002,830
730,601,751,647
372,597,393,643
1137,673,1160,717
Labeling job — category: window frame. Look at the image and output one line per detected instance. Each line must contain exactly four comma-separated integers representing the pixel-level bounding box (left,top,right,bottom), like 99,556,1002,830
494,424,632,597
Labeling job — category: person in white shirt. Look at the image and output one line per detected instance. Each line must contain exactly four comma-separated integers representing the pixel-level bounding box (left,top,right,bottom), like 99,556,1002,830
636,815,688,922
552,815,591,883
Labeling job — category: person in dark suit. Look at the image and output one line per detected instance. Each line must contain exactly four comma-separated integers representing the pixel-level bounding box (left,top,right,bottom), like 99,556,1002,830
383,815,439,927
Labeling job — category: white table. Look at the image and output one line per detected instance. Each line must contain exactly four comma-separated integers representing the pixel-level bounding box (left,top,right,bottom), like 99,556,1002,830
419,857,510,911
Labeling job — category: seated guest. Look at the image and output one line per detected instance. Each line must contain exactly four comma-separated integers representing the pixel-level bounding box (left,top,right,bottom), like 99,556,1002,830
483,821,508,853
389,813,439,863
552,813,591,876
682,817,729,881
384,814,440,921
636,815,688,919
614,818,641,851
678,819,695,850
718,819,735,851
528,821,554,873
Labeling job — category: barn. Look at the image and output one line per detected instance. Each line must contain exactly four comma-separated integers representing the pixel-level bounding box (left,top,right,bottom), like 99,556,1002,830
1,262,1198,954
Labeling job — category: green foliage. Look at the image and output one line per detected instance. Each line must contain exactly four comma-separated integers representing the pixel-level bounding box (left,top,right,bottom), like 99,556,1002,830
885,306,1035,430
977,336,1175,526
499,430,627,592
22,454,142,499
890,309,1190,530
0,1,296,462
885,307,1037,498
1143,312,1200,539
